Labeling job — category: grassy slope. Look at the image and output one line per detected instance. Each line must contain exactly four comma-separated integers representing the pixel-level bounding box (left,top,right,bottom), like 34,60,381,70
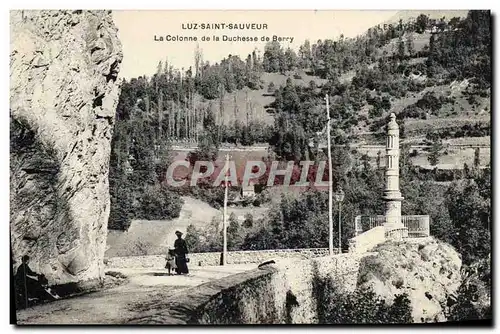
106,196,270,257
194,71,327,126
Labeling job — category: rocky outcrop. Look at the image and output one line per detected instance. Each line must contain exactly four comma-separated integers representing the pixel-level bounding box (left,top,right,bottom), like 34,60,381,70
357,238,462,322
10,10,122,285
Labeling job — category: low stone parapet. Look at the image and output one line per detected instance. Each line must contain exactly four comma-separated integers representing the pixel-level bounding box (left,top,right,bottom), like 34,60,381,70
348,226,385,253
123,252,374,324
105,248,333,269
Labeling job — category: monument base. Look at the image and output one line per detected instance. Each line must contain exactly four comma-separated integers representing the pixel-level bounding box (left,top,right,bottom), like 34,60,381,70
384,223,408,241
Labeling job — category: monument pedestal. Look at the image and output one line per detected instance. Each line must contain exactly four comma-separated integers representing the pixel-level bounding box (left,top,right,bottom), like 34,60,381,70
383,198,408,241
384,223,408,241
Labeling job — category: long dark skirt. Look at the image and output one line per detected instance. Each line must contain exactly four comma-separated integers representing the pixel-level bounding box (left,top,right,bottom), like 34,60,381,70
175,254,189,274
15,277,55,309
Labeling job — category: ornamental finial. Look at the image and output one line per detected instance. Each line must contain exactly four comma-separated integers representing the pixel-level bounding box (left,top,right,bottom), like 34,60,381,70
387,113,399,130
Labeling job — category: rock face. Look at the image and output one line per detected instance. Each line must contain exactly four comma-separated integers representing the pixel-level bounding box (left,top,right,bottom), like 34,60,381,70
10,10,122,285
357,238,462,322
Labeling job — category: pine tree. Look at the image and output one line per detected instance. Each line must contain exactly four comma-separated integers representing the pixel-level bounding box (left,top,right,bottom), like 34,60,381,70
397,37,405,60
474,147,481,167
406,34,415,57
428,138,443,166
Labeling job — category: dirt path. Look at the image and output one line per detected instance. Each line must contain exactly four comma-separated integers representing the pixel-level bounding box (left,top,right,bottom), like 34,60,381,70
16,264,255,324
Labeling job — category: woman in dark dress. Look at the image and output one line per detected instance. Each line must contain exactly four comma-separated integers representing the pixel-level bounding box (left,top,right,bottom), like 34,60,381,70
174,231,189,274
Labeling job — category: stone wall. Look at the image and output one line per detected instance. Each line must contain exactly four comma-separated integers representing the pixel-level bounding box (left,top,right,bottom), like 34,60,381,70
124,253,371,324
10,10,122,285
105,248,333,269
120,238,461,324
349,225,386,253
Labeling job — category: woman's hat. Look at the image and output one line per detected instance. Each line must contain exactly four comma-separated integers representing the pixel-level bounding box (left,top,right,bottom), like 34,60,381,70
175,230,183,236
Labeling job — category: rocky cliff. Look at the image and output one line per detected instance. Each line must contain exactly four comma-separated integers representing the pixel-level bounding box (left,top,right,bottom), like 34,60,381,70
357,238,462,322
10,10,122,285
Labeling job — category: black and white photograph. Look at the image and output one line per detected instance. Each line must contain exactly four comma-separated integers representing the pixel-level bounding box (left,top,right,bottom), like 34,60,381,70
9,8,492,325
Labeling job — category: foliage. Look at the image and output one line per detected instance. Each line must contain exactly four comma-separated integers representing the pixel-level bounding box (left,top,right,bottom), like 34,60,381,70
427,137,444,166
184,224,203,253
109,90,184,229
427,11,491,89
422,123,490,140
125,238,157,256
447,257,491,321
315,276,413,324
227,213,244,250
137,185,183,220
445,169,491,265
243,213,254,228
262,42,299,73
241,151,385,251
184,218,223,253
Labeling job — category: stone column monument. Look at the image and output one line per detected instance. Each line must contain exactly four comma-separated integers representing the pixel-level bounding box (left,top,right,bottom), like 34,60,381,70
382,113,408,240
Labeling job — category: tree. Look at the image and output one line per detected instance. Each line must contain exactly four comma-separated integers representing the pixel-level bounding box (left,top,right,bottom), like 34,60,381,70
185,224,202,252
474,147,480,167
228,212,243,250
194,43,203,78
108,77,185,230
262,41,283,72
448,257,491,321
241,227,276,250
284,47,298,72
243,213,254,228
448,17,461,30
318,282,414,324
416,14,429,33
138,185,183,220
108,178,133,230
445,170,491,265
397,37,405,59
406,34,415,57
428,138,443,166
298,40,313,69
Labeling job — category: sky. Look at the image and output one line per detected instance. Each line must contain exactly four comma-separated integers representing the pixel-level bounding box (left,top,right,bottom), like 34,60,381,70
112,10,399,79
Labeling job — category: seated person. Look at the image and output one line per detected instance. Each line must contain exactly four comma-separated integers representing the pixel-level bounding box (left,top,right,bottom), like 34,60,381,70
15,255,57,307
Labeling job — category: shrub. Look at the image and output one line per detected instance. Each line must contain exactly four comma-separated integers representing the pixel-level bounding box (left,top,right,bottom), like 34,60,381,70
314,275,413,324
447,258,491,321
243,213,254,228
416,91,442,113
108,189,133,230
401,104,425,119
124,238,156,256
137,185,183,220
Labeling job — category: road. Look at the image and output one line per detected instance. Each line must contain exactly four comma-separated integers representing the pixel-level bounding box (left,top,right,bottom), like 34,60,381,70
15,264,255,325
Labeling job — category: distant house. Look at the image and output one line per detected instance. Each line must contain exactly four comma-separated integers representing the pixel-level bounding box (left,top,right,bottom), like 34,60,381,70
124,155,134,175
241,183,256,198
